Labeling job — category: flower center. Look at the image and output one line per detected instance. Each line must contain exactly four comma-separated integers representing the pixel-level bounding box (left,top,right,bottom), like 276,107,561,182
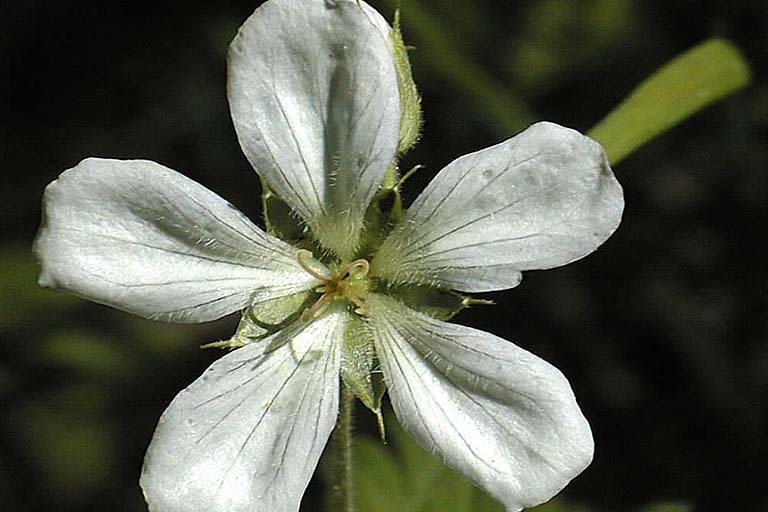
296,250,371,321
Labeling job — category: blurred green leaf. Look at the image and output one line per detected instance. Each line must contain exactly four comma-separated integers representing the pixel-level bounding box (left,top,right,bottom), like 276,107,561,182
355,411,599,511
529,500,591,512
508,0,636,93
379,0,536,134
0,246,78,328
589,38,752,164
126,314,217,355
355,438,408,512
355,413,511,512
7,384,116,499
41,330,135,378
638,504,692,512
0,364,13,396
357,418,690,512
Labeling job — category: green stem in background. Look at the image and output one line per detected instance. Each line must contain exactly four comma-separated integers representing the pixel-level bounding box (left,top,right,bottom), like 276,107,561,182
326,388,356,512
589,38,752,165
380,0,536,134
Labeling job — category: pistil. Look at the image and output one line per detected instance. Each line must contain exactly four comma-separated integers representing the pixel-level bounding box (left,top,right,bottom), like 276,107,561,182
296,250,371,320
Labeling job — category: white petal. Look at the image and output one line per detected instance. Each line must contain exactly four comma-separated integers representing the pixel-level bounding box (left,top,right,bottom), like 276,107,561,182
368,294,593,511
372,122,623,292
34,158,315,323
228,0,400,257
140,308,346,512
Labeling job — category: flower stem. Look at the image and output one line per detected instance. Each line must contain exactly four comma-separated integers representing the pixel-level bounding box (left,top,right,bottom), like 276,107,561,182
327,387,356,512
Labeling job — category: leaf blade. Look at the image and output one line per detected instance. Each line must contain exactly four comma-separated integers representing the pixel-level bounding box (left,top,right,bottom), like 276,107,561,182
589,38,752,164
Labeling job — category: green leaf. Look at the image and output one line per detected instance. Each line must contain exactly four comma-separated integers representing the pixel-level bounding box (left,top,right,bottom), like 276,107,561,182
354,412,600,511
355,438,408,512
589,38,752,164
355,412,505,512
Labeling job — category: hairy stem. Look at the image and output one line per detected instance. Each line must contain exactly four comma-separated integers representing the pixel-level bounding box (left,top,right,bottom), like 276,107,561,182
326,388,356,512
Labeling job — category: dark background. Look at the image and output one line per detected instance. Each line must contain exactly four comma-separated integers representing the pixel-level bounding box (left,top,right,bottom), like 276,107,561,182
2,0,767,511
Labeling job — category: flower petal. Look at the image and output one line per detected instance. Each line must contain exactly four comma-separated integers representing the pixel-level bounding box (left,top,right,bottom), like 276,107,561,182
372,122,623,292
34,158,315,323
140,308,345,512
228,0,400,258
368,294,593,511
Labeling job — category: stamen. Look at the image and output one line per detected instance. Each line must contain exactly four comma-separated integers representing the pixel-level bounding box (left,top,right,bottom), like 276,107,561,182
346,258,370,278
296,250,372,320
344,291,370,316
301,291,332,321
296,249,330,283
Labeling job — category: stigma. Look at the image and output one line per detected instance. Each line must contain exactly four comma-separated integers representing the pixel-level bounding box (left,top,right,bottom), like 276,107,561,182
296,250,371,321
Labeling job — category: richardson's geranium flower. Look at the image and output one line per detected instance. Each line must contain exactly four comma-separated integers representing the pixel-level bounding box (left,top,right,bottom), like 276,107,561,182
33,0,623,511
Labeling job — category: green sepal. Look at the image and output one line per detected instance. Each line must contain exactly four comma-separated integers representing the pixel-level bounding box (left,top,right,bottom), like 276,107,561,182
249,291,313,329
388,163,423,222
359,165,399,258
391,8,422,155
200,307,270,350
384,283,484,321
339,314,386,438
340,315,377,407
369,371,388,442
200,339,248,350
260,176,305,242
202,292,315,352
361,163,424,258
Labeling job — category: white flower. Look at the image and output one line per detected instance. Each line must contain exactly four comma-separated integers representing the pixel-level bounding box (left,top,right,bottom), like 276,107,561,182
33,0,624,511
